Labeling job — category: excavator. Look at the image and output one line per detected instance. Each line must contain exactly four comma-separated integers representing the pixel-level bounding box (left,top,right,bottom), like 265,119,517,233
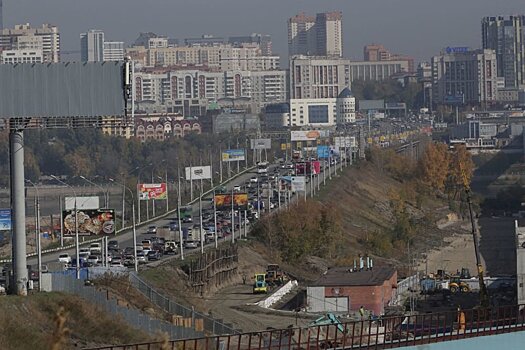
459,162,490,309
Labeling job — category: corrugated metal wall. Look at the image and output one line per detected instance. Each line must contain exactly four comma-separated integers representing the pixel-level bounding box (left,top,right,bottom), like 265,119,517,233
0,62,125,118
306,286,326,312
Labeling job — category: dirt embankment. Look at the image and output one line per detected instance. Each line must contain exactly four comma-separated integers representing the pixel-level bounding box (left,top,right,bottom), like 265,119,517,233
0,292,150,350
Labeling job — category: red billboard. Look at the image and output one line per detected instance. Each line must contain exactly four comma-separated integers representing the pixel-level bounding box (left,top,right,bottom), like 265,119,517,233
138,183,167,200
295,161,321,175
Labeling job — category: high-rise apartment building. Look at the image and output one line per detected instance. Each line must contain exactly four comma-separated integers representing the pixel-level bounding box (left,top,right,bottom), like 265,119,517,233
0,23,60,62
482,15,525,88
431,48,498,105
289,56,351,99
363,44,414,72
288,11,343,57
103,41,124,61
80,29,104,62
315,11,343,57
288,13,316,56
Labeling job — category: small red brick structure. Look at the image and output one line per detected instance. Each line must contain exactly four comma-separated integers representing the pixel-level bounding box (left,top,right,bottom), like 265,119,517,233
307,266,397,316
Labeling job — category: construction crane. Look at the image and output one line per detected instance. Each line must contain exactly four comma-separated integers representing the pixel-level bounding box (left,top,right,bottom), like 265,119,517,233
459,161,490,308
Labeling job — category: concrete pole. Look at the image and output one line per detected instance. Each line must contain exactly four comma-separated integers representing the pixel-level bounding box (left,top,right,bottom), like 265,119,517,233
177,173,184,260
213,189,218,249
244,210,247,237
59,196,64,247
132,200,138,272
199,183,204,254
10,131,28,296
36,194,42,291
121,181,126,229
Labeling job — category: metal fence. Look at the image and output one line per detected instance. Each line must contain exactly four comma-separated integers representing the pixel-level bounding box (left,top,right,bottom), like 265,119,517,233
129,273,240,335
391,274,419,306
84,303,525,350
51,273,204,340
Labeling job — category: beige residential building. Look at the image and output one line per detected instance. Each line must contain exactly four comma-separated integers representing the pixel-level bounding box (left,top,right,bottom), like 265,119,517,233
0,23,60,62
288,11,343,57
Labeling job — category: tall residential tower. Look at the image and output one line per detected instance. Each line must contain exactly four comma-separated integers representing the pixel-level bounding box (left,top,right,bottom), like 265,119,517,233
482,15,525,89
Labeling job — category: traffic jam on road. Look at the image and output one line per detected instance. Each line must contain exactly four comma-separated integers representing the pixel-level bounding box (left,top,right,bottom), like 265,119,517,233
54,156,344,271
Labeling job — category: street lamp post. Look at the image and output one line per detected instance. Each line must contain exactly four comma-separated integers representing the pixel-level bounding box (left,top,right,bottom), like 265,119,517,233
109,178,138,272
26,180,42,291
137,163,153,224
79,176,108,208
51,175,80,279
177,169,184,260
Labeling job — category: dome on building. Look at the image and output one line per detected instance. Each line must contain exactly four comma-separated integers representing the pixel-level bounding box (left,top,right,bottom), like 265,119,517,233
338,87,354,98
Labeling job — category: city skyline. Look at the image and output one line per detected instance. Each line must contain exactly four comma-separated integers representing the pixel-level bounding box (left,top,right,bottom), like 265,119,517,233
3,0,525,62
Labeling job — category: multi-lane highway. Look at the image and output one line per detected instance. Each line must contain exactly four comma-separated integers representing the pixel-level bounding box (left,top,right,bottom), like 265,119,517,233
28,157,346,271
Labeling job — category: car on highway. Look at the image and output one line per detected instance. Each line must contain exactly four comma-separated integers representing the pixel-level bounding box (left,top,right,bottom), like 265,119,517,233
79,248,90,255
123,255,135,267
142,247,152,256
182,216,193,223
136,251,148,264
108,240,119,250
169,221,179,231
111,256,123,266
87,255,99,266
146,250,161,261
89,243,101,254
250,176,258,183
58,253,72,264
147,226,157,234
110,260,124,268
184,241,198,249
233,185,241,192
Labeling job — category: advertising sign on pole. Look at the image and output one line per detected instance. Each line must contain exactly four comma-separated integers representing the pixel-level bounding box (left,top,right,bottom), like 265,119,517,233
250,138,272,150
334,136,356,148
138,183,167,200
62,209,115,236
214,193,248,211
185,166,212,180
295,161,321,175
291,130,329,141
65,196,100,211
291,176,306,192
317,145,330,159
222,149,246,162
0,209,11,231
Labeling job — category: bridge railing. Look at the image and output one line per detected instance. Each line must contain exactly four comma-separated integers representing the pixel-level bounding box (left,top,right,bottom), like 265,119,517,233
84,303,525,350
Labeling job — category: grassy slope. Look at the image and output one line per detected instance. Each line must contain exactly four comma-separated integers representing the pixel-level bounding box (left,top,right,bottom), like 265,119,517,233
0,292,150,350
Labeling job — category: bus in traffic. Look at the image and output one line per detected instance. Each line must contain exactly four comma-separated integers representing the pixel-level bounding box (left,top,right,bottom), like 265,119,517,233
257,161,269,174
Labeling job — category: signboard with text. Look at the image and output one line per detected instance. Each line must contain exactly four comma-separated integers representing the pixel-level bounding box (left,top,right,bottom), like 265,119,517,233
291,130,329,141
138,183,167,200
0,209,11,231
250,138,272,150
62,209,115,236
214,193,248,211
291,176,306,192
185,166,212,180
317,145,330,159
222,149,245,162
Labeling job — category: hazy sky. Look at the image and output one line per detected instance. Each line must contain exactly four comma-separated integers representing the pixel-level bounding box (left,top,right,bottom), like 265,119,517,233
3,0,525,62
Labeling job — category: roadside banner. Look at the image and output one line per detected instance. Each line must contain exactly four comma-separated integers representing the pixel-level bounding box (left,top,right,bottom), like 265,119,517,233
138,183,167,200
0,209,11,231
222,149,245,162
62,209,115,236
334,136,356,148
317,145,330,159
185,166,212,180
214,193,248,211
250,138,271,150
291,176,306,192
291,130,329,141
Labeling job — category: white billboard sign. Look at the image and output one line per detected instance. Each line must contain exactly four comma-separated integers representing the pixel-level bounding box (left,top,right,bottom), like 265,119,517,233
65,196,100,210
250,138,272,150
291,176,306,192
334,136,356,148
185,166,212,180
291,130,330,141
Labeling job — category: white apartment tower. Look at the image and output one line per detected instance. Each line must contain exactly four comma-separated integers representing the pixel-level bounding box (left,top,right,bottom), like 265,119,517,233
288,13,316,56
80,29,104,62
0,23,60,62
103,41,124,61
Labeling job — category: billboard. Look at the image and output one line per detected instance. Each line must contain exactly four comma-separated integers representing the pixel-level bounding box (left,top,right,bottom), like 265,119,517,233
138,183,167,200
65,196,100,211
317,145,330,159
0,62,126,119
334,136,356,148
0,209,11,231
185,166,212,180
250,138,272,150
291,130,329,141
295,161,321,175
214,193,249,211
291,176,306,192
222,149,245,162
62,209,115,236
444,94,464,105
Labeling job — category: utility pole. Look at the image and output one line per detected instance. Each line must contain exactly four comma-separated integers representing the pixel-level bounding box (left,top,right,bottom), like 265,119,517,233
213,189,218,249
231,187,235,244
177,168,184,260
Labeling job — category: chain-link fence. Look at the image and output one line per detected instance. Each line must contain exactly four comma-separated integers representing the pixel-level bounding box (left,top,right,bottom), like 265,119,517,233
129,273,241,335
51,273,204,339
